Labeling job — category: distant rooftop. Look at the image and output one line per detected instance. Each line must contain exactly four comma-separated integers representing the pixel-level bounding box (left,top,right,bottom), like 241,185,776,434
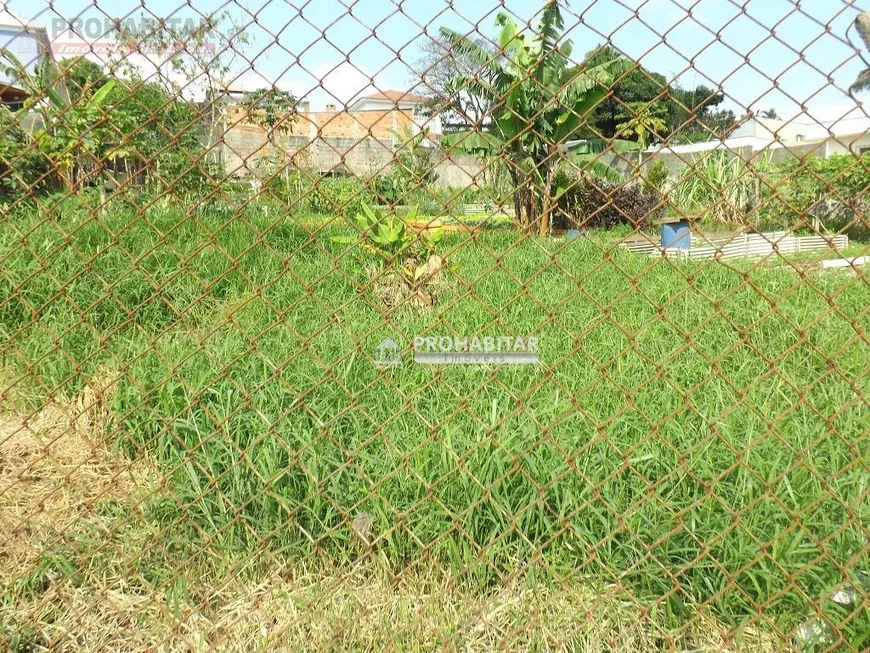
653,103,870,155
360,90,431,104
0,7,43,30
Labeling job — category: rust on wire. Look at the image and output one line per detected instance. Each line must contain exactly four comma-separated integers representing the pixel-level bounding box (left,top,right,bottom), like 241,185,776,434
0,0,868,650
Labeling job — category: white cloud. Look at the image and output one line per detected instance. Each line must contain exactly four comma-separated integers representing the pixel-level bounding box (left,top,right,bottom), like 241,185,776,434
305,61,380,108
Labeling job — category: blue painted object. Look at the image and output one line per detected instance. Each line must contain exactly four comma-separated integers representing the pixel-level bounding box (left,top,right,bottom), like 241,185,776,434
566,229,582,240
660,218,691,250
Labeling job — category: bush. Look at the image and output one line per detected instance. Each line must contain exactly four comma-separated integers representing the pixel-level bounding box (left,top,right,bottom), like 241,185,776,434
762,153,870,234
0,109,52,199
644,159,669,195
151,151,225,199
670,151,771,225
307,176,375,217
372,171,406,205
553,174,660,230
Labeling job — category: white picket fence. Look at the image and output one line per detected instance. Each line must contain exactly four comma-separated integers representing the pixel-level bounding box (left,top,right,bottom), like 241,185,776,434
621,231,849,260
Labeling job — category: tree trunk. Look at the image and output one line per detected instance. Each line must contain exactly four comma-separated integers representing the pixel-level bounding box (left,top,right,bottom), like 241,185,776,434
539,162,556,236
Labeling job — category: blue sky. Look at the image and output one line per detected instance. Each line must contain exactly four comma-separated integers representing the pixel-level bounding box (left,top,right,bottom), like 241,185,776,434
6,0,870,120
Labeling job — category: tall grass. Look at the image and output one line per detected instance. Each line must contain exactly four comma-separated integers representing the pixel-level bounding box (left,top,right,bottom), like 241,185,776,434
0,196,868,641
670,151,772,225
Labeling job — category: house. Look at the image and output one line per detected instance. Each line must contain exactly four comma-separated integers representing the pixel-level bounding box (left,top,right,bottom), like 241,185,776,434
647,105,870,174
348,90,441,136
219,72,310,113
0,9,55,109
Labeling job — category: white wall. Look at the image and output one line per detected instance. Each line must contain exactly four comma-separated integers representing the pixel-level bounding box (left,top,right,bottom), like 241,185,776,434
826,132,870,156
0,26,50,90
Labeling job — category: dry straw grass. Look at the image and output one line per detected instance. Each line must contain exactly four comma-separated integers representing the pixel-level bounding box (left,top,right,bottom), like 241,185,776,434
0,372,783,652
0,369,155,578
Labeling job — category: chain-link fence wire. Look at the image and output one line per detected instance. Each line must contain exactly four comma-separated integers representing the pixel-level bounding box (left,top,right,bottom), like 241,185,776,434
1,0,869,650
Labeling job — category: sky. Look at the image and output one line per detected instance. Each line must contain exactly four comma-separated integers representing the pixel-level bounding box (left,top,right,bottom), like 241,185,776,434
3,0,870,123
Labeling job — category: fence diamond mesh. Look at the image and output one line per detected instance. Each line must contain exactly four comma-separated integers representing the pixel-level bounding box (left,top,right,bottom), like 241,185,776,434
1,0,869,650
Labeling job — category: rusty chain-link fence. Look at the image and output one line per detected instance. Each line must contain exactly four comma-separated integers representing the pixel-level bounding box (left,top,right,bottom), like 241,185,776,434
1,0,869,650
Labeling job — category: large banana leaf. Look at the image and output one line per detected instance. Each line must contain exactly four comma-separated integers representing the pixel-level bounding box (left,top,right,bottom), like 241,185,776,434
441,131,505,155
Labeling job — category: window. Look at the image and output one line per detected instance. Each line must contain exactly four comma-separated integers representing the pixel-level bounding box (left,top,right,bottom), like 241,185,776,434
1,100,24,112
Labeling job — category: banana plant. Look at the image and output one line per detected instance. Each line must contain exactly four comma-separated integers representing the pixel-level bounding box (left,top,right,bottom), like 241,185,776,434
1,48,118,191
354,203,414,260
440,0,636,234
333,203,446,306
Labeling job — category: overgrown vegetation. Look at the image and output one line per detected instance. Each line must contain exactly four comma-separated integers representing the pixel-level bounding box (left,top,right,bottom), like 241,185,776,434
668,151,772,225
661,150,870,234
442,0,631,233
0,195,867,648
553,169,661,230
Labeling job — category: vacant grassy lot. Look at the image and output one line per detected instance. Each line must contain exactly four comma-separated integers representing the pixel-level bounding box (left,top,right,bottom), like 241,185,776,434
1,196,868,647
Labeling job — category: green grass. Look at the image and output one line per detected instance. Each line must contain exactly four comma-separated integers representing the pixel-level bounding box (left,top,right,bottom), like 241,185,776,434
1,195,868,645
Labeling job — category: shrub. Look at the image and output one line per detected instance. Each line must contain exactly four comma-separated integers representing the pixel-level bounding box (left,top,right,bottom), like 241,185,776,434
553,174,660,231
0,108,52,199
763,153,870,233
670,151,771,225
644,159,669,195
307,176,375,217
372,171,407,205
255,163,312,210
152,151,225,199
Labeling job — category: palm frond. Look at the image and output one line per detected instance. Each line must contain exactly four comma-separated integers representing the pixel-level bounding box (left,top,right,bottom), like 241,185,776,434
537,0,564,53
438,28,502,72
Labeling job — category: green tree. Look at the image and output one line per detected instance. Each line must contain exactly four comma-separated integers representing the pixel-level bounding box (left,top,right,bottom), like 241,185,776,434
241,88,300,196
111,11,250,169
583,45,725,141
441,0,630,234
615,101,669,160
393,124,438,187
0,49,118,192
59,57,109,103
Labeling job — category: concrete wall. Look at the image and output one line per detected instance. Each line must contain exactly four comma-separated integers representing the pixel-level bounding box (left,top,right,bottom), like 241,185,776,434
219,106,484,186
635,135,868,181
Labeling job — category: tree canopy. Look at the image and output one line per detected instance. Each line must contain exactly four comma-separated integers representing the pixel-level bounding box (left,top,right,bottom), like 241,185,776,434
441,0,631,234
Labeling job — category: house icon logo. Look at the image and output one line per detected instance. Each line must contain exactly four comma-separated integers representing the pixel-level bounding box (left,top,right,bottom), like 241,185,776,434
374,338,401,367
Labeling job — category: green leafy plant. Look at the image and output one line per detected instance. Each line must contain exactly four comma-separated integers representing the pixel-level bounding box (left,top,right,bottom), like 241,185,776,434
670,150,771,225
0,106,50,199
0,48,120,191
615,101,669,161
761,153,870,234
307,176,375,217
353,203,414,260
553,169,660,230
335,203,445,307
374,126,439,206
644,159,669,195
440,0,634,234
393,125,438,188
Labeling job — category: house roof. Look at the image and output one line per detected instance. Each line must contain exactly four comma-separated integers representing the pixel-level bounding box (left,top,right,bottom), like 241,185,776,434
0,8,44,30
359,90,431,104
651,103,870,156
